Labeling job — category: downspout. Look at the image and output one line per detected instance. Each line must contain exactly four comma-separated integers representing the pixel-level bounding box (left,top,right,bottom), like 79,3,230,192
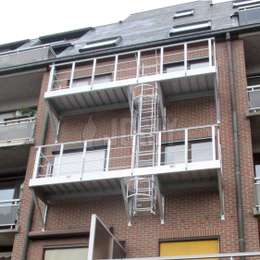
20,102,50,260
226,32,246,252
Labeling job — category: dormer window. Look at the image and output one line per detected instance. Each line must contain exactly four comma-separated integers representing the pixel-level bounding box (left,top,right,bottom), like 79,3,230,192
173,9,194,19
169,21,211,36
79,37,122,52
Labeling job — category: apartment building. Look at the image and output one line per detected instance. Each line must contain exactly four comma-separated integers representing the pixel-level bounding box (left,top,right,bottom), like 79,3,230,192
1,0,260,259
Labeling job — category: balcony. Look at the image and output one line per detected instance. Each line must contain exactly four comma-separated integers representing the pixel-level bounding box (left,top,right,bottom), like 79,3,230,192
0,117,35,147
0,199,20,230
45,38,216,115
248,85,260,114
0,45,55,69
29,125,221,202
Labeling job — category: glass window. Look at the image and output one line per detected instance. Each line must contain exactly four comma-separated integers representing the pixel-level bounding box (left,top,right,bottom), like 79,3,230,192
0,188,15,201
72,77,91,88
163,143,185,165
44,247,88,260
94,74,112,84
191,140,213,162
51,148,106,177
255,164,260,178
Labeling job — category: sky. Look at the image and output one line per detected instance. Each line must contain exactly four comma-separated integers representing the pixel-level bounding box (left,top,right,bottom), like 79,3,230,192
0,0,230,45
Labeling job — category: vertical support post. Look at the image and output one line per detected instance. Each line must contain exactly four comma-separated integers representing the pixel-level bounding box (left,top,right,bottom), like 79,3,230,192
80,141,87,179
91,58,97,86
113,55,118,81
105,139,111,172
213,38,216,66
32,146,42,179
184,128,188,169
131,135,136,172
47,65,55,91
212,125,216,161
69,62,76,88
208,38,213,67
136,51,141,79
160,47,164,74
43,205,49,231
157,132,161,166
184,43,188,73
57,144,64,176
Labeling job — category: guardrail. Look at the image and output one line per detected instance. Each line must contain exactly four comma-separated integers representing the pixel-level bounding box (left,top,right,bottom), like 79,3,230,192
0,45,55,69
104,251,260,260
247,85,260,112
0,199,20,228
47,38,215,92
0,117,35,145
32,124,220,180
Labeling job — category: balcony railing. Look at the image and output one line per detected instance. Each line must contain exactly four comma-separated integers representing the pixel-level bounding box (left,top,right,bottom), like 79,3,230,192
31,125,221,184
0,45,55,69
0,199,20,228
247,85,260,112
46,38,216,95
106,252,260,260
0,117,35,146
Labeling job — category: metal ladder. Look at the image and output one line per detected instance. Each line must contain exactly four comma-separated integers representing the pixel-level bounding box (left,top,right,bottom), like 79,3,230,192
127,176,157,215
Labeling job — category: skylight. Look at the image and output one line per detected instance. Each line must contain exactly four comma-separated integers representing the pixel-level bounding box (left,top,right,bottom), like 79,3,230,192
233,0,260,7
173,9,194,19
79,37,121,52
169,21,212,36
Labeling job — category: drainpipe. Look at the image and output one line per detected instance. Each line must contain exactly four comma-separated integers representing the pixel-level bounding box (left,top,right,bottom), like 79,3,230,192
226,32,246,252
20,103,50,260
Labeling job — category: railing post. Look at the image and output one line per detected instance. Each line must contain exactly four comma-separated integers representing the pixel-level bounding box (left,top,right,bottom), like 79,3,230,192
208,38,213,67
69,62,76,88
136,51,141,79
184,129,188,169
212,125,216,161
131,135,136,171
160,47,164,74
32,147,42,179
47,65,55,91
113,55,118,81
157,132,161,166
91,58,97,87
80,141,87,179
105,139,111,172
184,43,188,72
57,144,64,176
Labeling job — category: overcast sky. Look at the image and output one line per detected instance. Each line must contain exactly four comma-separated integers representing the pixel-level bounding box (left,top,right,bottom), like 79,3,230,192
0,0,229,45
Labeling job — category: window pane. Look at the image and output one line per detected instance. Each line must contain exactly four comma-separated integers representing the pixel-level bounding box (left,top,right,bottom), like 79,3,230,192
191,141,212,162
0,188,15,200
72,77,91,88
255,165,260,178
84,149,106,172
164,144,185,164
45,247,88,260
51,149,106,177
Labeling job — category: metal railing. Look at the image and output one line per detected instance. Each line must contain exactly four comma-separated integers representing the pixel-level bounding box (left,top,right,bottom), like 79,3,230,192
0,117,35,144
247,85,260,112
0,45,55,69
32,124,220,180
47,38,216,92
105,251,260,260
0,199,20,228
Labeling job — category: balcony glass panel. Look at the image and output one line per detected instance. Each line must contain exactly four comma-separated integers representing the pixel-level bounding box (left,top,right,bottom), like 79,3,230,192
191,140,213,162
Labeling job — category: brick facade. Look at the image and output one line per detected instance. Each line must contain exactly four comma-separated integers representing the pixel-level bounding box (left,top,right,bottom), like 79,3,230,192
9,39,260,259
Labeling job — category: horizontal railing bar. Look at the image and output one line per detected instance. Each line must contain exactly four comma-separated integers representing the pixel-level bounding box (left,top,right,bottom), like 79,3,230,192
104,251,260,260
36,124,217,149
0,117,35,126
53,38,214,68
0,199,20,204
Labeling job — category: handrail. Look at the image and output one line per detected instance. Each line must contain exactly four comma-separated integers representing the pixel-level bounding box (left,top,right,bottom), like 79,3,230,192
0,199,20,204
106,251,260,260
0,117,35,126
35,124,218,149
53,38,215,68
